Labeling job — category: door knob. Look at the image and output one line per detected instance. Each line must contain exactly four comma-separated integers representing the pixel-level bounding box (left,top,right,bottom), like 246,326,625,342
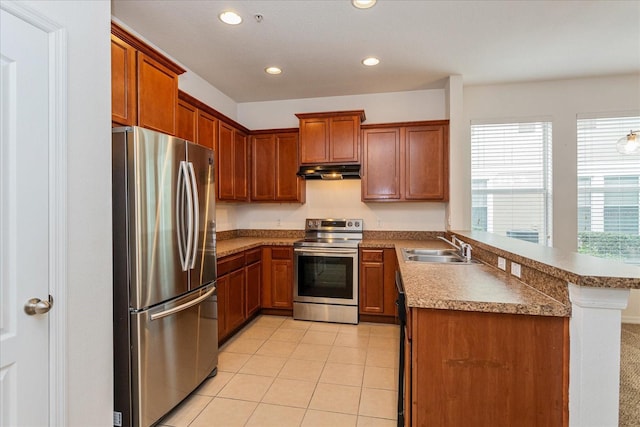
24,295,53,315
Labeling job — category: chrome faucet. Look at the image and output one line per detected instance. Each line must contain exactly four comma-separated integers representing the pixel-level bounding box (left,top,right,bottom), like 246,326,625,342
438,235,473,262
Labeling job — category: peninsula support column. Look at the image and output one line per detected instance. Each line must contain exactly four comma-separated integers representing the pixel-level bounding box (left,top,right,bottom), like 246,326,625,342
568,283,630,427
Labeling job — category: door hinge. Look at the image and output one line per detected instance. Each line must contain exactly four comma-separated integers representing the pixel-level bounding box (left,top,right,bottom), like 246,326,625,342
113,411,122,427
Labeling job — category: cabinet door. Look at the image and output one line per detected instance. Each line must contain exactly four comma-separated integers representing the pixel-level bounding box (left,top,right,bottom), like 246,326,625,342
137,52,178,136
111,35,136,126
299,118,329,164
226,269,245,333
404,126,448,201
234,130,249,201
382,248,398,317
251,134,276,201
330,115,360,163
275,133,302,201
217,274,228,342
271,247,293,309
217,122,234,200
246,261,261,317
176,99,197,142
362,128,401,200
271,260,292,308
359,250,384,314
197,110,217,150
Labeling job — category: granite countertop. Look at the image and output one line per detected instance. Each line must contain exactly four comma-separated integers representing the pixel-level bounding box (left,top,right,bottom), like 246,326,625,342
217,236,570,317
391,239,570,316
217,237,298,258
452,230,640,289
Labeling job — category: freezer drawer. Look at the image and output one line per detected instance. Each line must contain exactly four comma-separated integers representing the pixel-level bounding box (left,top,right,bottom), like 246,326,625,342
128,284,218,427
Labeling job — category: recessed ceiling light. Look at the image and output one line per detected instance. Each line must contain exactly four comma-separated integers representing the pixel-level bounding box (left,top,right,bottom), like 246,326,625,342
352,0,377,9
219,11,242,25
362,57,380,66
265,66,282,75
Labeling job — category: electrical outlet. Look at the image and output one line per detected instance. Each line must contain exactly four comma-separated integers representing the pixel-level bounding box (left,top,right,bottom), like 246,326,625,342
276,219,281,227
497,257,506,270
511,262,521,278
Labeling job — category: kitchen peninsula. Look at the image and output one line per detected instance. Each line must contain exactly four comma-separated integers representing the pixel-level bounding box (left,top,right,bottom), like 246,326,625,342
215,227,639,427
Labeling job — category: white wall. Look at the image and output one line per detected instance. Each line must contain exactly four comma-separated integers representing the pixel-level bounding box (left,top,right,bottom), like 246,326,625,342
234,89,449,232
24,0,113,425
235,180,447,231
461,74,640,322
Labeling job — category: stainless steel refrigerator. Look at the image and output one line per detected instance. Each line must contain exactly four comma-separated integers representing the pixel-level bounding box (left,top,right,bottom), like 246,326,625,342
112,126,218,427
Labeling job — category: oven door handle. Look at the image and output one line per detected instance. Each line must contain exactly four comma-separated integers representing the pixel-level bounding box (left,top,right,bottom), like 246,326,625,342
294,248,358,256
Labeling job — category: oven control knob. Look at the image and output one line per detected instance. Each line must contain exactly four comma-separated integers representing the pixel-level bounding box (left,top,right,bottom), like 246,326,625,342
308,220,314,228
355,221,360,228
347,221,352,227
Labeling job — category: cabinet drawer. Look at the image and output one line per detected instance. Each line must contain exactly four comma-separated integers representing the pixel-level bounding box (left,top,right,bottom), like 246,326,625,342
217,253,245,276
361,250,384,263
245,248,262,265
271,247,292,260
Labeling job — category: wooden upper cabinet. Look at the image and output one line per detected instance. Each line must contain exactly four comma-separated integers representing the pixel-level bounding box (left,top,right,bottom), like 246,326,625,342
233,130,249,201
405,126,448,200
296,111,365,164
111,35,136,126
176,98,197,142
217,121,235,200
251,134,276,201
362,128,401,200
362,121,449,202
197,110,217,150
217,122,249,201
137,52,178,136
111,23,185,134
250,131,304,203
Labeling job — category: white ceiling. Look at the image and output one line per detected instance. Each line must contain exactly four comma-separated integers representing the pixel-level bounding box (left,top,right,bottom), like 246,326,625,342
111,0,640,103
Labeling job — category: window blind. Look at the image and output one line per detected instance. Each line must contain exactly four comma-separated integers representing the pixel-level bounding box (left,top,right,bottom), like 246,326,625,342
577,115,640,264
471,121,553,246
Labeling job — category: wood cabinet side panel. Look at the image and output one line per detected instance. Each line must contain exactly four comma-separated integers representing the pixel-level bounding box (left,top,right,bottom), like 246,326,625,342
111,35,137,126
137,52,178,135
412,309,566,427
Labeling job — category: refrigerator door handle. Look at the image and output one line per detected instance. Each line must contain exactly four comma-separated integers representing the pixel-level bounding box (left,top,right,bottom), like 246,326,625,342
187,161,199,269
176,161,194,272
149,285,215,321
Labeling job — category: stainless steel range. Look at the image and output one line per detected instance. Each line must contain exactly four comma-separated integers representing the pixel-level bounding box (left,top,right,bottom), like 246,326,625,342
293,218,363,324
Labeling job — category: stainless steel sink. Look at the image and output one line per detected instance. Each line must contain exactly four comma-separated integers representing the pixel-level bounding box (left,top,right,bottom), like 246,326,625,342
401,248,478,264
403,248,459,256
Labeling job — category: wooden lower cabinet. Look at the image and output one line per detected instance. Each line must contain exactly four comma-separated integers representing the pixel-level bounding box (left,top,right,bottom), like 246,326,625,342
409,308,568,427
245,249,262,317
261,246,293,311
216,249,261,344
359,248,397,319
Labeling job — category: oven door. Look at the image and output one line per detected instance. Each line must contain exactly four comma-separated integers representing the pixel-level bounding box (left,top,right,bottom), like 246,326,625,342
294,247,358,306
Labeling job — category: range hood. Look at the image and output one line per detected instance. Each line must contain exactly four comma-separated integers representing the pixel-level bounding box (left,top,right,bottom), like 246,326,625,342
297,164,361,180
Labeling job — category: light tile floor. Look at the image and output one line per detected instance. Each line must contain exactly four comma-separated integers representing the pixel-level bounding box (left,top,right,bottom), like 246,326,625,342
158,315,400,427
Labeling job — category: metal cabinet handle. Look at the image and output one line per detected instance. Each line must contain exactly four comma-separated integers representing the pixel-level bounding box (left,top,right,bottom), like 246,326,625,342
24,295,54,315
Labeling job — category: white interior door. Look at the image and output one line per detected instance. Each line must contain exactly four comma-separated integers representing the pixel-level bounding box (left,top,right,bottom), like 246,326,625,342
1,7,52,426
